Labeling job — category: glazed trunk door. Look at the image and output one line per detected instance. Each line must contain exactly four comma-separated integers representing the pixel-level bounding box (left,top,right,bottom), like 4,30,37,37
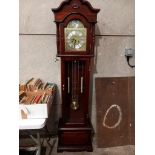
62,60,87,124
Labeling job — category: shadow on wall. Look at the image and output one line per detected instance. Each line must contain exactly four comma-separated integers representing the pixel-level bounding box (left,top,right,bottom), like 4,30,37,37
89,24,101,125
93,24,102,74
46,85,61,133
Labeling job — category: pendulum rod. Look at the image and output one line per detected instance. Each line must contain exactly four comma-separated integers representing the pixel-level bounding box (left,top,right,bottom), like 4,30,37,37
77,61,79,96
81,62,84,94
71,60,80,110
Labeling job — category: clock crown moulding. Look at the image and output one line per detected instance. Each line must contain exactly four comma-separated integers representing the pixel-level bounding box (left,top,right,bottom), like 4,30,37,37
52,0,100,57
52,0,100,23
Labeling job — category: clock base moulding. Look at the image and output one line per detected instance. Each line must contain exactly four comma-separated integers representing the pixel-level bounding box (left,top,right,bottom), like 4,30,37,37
57,118,93,152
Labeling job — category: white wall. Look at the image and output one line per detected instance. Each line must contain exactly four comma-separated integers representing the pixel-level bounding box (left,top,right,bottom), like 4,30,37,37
19,0,135,132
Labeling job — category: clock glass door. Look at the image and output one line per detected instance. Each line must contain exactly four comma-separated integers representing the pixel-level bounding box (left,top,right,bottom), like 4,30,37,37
65,20,87,52
63,60,87,124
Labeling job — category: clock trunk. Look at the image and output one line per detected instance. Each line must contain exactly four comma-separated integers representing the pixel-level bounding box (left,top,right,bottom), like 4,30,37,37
61,58,90,125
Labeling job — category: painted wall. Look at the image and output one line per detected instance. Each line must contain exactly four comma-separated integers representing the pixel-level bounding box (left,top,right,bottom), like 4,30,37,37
19,0,135,133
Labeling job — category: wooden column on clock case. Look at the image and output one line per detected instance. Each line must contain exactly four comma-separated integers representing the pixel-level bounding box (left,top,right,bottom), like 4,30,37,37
52,0,100,152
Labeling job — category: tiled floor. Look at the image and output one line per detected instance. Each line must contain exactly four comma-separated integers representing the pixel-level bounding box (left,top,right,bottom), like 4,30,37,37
20,138,135,155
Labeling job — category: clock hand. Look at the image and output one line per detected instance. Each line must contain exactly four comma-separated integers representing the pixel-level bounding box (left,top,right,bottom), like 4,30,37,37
71,38,75,43
74,40,76,47
72,38,76,48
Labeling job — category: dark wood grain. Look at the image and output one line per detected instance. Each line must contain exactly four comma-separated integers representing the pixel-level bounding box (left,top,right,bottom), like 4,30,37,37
95,77,135,148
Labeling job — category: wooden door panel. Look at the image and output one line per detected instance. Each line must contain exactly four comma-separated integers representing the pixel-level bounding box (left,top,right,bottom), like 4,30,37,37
95,77,135,148
62,59,90,124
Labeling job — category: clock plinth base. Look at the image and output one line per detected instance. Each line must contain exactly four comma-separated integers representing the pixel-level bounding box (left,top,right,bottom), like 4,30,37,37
57,144,93,152
57,118,93,152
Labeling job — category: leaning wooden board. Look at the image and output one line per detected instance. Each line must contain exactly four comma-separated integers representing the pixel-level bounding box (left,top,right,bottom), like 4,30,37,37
95,77,135,148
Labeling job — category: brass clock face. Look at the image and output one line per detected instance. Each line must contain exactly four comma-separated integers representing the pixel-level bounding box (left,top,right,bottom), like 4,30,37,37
65,20,87,51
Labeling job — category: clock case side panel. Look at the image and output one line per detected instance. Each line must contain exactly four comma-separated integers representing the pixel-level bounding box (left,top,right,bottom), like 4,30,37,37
60,57,91,126
56,23,61,56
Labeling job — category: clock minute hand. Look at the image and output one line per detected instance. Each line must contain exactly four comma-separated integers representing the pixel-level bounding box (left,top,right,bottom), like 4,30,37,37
74,40,76,48
72,38,76,48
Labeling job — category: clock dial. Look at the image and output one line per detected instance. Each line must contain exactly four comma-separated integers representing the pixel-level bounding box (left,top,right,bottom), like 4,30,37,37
65,20,87,51
67,20,84,28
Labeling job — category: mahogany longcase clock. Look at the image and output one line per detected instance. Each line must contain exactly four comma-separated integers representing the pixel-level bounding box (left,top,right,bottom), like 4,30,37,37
52,0,100,152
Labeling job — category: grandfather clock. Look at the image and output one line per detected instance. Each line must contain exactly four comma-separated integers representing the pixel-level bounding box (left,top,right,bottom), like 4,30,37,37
52,0,100,152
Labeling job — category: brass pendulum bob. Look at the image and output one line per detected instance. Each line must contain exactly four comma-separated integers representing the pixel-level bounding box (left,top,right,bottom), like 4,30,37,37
71,100,79,110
